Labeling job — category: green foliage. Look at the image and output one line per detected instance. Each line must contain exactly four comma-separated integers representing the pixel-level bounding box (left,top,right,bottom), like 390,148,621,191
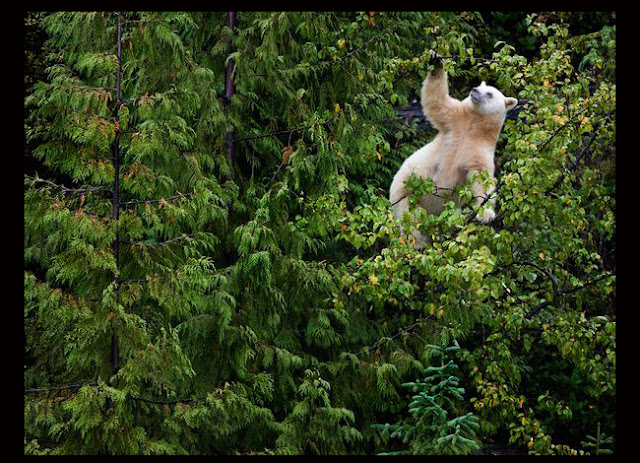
581,422,614,455
25,11,615,455
275,369,362,454
373,341,480,455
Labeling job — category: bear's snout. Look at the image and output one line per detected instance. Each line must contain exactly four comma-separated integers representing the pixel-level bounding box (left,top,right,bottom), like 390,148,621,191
470,88,481,103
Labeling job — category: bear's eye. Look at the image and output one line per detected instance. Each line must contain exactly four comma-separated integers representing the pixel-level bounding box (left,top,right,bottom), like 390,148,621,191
486,92,493,99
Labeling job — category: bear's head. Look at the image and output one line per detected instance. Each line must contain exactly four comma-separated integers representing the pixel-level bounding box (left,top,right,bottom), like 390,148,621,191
468,81,517,118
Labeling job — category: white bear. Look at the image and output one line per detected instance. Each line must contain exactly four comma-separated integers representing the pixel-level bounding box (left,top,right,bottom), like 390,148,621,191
389,64,517,249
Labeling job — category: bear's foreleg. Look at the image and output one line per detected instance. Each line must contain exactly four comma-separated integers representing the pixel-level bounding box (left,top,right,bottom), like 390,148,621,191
421,68,456,132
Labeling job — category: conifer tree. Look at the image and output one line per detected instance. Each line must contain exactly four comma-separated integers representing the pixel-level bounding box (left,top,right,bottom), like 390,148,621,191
373,341,480,455
25,11,256,454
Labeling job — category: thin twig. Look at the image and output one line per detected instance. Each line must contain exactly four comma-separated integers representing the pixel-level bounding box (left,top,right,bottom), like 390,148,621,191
357,313,436,356
25,175,110,194
529,108,588,159
545,123,603,196
511,260,559,298
25,382,98,394
233,113,339,143
130,396,199,405
120,192,193,207
127,232,210,248
524,272,615,319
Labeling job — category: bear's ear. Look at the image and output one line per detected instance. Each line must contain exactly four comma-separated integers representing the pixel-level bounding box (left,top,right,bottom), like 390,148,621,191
505,97,518,111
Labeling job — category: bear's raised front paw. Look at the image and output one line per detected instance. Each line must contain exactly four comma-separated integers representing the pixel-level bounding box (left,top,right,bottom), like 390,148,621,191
428,50,443,69
475,208,496,224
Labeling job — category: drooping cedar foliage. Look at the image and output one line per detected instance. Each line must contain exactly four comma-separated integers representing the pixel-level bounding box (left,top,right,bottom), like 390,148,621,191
25,12,615,455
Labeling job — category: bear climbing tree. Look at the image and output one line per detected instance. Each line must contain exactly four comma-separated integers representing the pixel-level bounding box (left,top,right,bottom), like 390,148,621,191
389,56,518,248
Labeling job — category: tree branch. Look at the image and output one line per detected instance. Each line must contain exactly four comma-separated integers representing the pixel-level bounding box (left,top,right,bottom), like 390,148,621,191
224,12,237,165
25,175,110,195
25,381,98,394
126,232,211,248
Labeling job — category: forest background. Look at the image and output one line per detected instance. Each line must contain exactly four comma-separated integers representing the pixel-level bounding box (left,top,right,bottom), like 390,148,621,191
24,11,615,455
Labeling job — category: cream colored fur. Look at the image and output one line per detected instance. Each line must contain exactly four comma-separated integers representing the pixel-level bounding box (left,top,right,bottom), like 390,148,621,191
389,67,517,249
